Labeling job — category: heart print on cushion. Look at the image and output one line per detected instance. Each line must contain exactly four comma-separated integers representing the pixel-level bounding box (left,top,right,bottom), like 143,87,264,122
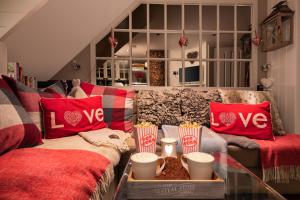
64,111,82,127
219,112,236,127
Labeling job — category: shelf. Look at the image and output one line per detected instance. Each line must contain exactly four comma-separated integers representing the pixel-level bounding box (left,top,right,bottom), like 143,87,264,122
132,67,147,72
131,82,147,86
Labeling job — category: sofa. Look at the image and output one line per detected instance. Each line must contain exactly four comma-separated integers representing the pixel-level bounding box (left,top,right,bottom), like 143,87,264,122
1,76,299,199
0,77,137,200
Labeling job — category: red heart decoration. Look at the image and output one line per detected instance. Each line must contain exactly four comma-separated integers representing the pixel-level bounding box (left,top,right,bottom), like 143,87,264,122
219,112,236,127
64,111,82,127
179,35,188,47
109,36,118,48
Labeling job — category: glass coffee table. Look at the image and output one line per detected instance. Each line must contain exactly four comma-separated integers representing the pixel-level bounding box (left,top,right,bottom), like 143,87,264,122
113,152,286,200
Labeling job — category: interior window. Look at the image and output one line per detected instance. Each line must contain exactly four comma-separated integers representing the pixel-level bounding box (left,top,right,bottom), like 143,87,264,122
95,3,253,88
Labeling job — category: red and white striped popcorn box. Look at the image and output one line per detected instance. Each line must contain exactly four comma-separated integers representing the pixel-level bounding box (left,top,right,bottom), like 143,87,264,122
178,126,202,154
134,125,158,153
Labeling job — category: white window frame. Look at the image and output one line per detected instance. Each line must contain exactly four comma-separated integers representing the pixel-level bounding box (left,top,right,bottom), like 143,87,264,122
91,0,258,89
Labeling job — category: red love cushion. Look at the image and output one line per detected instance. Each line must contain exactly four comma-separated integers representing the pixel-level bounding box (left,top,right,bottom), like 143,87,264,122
40,96,106,139
210,101,274,140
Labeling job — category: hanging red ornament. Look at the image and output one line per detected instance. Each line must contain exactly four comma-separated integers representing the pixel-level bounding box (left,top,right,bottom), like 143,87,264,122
249,25,261,47
179,34,188,47
252,29,261,46
108,28,118,48
109,35,118,48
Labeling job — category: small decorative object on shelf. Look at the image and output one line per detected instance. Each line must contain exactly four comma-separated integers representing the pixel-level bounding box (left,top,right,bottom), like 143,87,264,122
71,60,80,71
186,51,199,64
260,78,274,89
23,76,37,89
261,0,294,52
7,62,37,88
7,62,22,81
260,63,273,90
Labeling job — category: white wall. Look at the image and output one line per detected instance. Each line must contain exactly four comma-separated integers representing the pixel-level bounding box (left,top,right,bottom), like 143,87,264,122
52,45,90,82
296,1,300,132
0,41,7,74
0,0,46,39
266,0,299,133
3,0,135,81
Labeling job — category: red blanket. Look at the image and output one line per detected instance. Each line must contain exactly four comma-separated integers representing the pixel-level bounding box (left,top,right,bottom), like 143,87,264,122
255,134,300,183
0,148,111,200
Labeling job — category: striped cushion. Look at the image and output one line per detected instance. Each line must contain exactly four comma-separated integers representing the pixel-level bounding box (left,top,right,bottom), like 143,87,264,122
2,76,66,132
80,82,135,133
0,79,42,154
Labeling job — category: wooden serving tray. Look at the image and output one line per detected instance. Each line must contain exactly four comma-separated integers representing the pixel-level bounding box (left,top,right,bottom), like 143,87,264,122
127,169,225,199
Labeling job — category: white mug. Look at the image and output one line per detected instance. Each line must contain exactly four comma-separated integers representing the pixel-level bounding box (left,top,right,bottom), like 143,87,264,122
181,152,214,180
131,152,165,180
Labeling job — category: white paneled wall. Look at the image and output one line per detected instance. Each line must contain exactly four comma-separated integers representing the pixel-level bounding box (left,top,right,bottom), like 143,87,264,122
266,0,299,133
0,41,7,74
296,1,300,133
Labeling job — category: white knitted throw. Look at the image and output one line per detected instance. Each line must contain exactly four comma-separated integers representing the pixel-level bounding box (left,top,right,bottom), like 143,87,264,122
79,128,131,153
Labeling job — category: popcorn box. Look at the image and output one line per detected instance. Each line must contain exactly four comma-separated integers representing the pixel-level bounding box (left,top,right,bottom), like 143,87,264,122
134,124,158,153
178,126,202,154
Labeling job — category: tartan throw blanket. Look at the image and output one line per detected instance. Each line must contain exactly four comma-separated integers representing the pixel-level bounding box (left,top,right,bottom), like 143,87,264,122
254,134,300,183
0,148,112,200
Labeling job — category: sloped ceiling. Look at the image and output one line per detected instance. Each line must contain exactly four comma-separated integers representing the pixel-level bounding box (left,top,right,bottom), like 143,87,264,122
0,0,47,39
2,0,135,80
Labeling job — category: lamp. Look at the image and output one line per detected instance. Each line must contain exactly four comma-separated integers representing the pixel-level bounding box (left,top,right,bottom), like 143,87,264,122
161,138,177,158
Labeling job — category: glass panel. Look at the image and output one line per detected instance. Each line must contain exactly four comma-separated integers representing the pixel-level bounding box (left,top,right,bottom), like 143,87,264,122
185,5,199,30
132,4,147,29
281,16,292,42
237,6,251,31
167,5,182,30
203,61,217,87
202,33,217,59
220,6,234,31
185,33,199,59
238,33,251,59
114,60,129,86
114,32,129,57
150,4,164,29
237,61,250,87
220,61,234,87
202,6,217,30
96,33,111,57
150,33,165,58
132,60,147,85
116,16,129,29
167,60,182,86
96,60,106,79
132,32,147,58
167,33,182,59
149,57,165,86
220,33,234,59
96,60,112,86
